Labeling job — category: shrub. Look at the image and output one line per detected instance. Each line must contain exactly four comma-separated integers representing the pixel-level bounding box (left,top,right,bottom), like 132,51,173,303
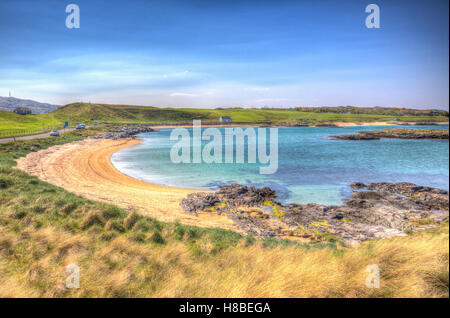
0,237,13,256
130,232,146,243
133,219,151,232
123,211,138,230
183,229,199,241
10,207,28,219
81,210,106,229
32,203,47,214
173,222,185,240
100,231,117,241
101,205,123,219
105,220,125,232
244,235,256,246
149,231,165,245
61,202,79,214
0,176,13,189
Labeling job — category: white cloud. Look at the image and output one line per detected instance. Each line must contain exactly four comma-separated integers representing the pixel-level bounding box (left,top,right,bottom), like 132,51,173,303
246,87,270,92
170,92,198,97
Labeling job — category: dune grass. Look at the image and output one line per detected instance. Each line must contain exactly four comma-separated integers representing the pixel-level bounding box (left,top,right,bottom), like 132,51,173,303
0,131,448,298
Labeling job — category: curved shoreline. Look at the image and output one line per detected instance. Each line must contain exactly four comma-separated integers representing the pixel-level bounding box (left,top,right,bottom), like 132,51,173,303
16,138,239,232
110,140,207,192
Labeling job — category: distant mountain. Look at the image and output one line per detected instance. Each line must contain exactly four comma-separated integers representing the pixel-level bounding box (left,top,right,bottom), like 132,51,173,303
0,96,59,114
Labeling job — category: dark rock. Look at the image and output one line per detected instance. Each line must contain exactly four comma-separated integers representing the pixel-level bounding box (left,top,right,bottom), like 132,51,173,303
95,125,155,140
352,191,383,200
179,181,449,243
216,184,276,206
331,128,449,140
350,182,367,189
180,192,219,215
333,213,344,220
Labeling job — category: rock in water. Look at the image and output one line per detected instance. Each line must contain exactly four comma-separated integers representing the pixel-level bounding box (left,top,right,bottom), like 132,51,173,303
330,128,449,140
179,182,449,243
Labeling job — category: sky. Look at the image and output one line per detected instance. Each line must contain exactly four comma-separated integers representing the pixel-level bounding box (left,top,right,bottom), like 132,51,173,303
0,0,448,109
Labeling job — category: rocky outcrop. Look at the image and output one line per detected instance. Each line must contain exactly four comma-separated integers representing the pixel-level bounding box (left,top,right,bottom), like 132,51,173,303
180,183,449,243
180,185,276,215
331,128,449,140
94,125,155,139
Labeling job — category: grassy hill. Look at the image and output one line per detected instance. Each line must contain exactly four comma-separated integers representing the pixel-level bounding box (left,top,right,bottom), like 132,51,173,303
53,103,449,124
1,103,448,137
53,103,213,123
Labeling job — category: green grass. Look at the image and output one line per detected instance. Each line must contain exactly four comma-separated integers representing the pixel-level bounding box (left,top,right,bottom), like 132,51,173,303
0,110,63,130
1,103,448,137
0,128,447,297
53,103,449,124
0,110,66,137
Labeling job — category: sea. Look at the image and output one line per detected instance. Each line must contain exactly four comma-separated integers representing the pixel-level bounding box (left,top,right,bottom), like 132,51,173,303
111,125,449,205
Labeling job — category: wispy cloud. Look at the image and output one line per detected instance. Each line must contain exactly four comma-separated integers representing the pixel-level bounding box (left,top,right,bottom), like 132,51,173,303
170,92,198,97
246,87,270,92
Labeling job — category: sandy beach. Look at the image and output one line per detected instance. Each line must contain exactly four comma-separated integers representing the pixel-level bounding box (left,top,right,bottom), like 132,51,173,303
16,138,240,232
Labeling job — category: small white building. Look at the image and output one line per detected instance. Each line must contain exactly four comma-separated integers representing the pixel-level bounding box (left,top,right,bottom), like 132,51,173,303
220,116,232,123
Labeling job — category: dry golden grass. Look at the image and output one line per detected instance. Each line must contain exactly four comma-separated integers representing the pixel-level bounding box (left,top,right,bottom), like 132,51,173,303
0,221,447,298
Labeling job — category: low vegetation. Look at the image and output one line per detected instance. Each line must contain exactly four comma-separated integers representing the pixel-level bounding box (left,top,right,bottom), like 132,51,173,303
1,103,448,135
0,130,448,297
52,103,450,124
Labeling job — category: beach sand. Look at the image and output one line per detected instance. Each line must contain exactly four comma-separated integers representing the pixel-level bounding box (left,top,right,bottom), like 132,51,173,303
15,138,240,232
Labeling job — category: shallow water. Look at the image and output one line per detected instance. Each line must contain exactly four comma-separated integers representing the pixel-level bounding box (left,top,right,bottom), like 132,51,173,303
111,125,449,205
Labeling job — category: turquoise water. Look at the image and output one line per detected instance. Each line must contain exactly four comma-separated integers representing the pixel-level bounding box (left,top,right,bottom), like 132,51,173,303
111,125,449,205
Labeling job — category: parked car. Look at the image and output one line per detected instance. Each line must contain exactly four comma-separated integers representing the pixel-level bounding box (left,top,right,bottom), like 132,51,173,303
49,130,60,137
76,124,85,129
94,121,100,125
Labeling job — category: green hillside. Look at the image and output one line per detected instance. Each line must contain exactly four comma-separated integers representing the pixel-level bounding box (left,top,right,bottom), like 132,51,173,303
1,103,448,137
53,103,213,123
52,103,450,124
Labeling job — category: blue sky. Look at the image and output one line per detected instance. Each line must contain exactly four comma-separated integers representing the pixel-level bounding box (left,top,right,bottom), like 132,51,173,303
0,0,448,109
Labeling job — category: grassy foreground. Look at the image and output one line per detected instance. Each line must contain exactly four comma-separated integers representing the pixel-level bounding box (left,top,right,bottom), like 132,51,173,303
0,131,448,297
